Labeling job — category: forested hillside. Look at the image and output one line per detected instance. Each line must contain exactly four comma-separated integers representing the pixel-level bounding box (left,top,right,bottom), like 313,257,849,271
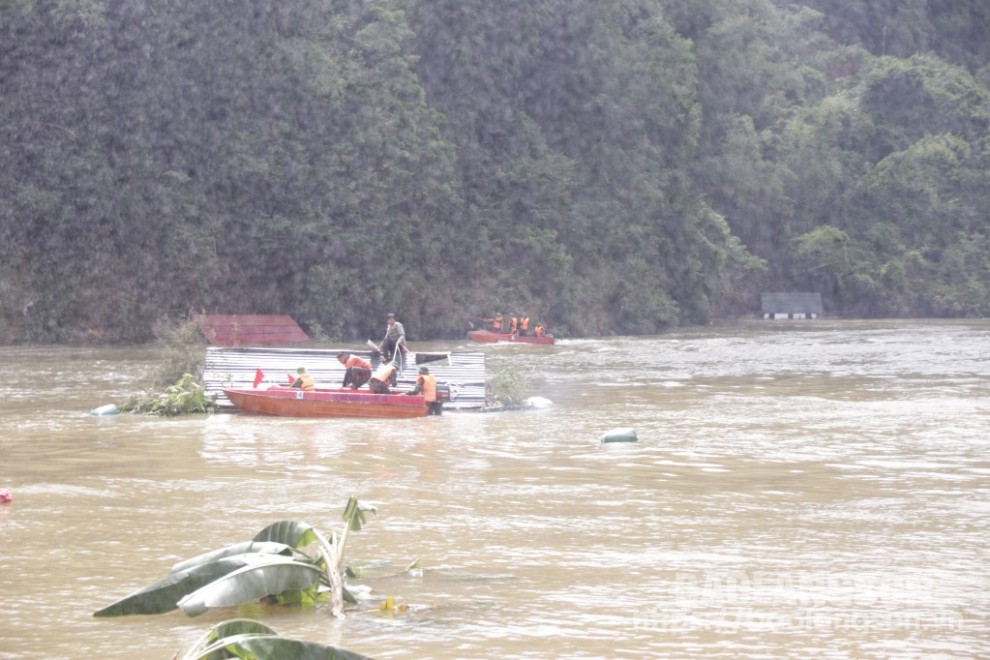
2,0,988,343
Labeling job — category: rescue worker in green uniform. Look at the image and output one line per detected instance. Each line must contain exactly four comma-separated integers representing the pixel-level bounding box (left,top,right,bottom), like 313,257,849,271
406,366,442,415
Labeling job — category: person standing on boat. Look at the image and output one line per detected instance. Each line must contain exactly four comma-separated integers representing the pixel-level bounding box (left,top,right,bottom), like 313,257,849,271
519,316,530,336
337,352,372,390
508,316,518,335
406,366,442,415
290,367,315,391
369,359,398,394
379,312,406,365
492,313,504,332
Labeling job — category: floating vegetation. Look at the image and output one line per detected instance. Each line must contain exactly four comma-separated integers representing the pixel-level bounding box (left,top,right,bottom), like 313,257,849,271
94,498,378,619
153,319,209,389
120,373,218,416
485,359,535,410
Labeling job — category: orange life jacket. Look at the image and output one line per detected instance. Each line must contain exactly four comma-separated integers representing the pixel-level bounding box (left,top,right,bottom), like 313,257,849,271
372,363,396,383
493,314,504,330
534,325,545,336
294,373,315,391
416,374,437,402
509,317,518,333
346,355,371,370
520,317,530,330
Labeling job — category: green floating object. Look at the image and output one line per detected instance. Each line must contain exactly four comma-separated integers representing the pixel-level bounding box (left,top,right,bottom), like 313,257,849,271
90,404,120,416
601,427,638,443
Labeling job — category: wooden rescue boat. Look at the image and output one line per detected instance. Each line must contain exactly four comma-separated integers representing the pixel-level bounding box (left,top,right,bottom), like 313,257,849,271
467,330,556,345
223,386,428,419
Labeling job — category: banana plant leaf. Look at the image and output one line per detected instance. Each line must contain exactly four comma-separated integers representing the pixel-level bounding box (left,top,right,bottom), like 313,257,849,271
171,541,295,574
253,521,320,550
94,554,276,617
186,633,373,660
182,619,278,660
336,498,376,570
270,585,325,607
177,555,323,617
342,499,376,533
95,515,365,620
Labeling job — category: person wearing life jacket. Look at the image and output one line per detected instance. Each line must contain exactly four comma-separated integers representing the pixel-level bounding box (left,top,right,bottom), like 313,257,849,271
534,324,546,337
337,352,372,389
290,367,315,391
509,316,518,335
406,366,442,415
492,313,504,332
369,360,398,394
519,316,530,336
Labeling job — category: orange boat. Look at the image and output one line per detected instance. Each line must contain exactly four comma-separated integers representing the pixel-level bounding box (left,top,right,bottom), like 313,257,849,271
467,330,556,345
223,386,428,419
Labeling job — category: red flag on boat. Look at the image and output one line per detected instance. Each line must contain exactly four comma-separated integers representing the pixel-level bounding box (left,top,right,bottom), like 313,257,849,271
287,372,295,385
253,369,264,388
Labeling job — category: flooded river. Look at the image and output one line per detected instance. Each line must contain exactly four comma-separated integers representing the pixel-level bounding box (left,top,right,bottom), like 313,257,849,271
1,319,988,659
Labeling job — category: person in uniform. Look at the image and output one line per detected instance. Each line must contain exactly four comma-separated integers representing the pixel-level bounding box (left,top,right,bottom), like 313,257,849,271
380,312,406,364
369,360,398,394
290,367,315,391
337,352,372,389
406,366,442,415
519,316,530,336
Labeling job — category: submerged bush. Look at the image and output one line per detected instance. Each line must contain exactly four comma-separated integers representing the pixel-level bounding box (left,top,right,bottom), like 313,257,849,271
121,373,218,416
154,319,209,389
485,359,534,409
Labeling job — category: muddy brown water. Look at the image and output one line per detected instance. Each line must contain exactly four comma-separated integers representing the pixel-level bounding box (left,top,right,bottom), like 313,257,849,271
1,319,988,659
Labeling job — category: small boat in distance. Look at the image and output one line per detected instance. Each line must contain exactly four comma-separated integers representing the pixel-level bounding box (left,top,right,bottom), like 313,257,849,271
467,329,556,345
223,386,428,419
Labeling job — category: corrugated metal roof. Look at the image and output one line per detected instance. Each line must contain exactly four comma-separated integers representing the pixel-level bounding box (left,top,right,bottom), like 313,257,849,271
760,292,823,314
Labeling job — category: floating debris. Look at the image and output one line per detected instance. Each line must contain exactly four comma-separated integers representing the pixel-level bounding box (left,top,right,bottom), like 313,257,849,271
600,427,638,443
90,404,120,416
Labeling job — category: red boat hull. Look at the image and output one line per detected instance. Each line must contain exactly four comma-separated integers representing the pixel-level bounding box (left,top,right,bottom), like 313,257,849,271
223,387,428,418
468,330,555,345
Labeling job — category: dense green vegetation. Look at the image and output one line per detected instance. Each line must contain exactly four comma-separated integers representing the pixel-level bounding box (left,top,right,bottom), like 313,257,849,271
1,0,988,344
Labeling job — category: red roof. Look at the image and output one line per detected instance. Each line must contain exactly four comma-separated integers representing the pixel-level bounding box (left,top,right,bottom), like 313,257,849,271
195,315,309,346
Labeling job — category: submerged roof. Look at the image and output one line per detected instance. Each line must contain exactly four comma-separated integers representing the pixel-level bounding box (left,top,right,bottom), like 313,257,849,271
195,314,309,345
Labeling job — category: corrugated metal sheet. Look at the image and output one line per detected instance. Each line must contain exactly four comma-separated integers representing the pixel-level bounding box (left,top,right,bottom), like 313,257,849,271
760,292,823,315
202,346,487,410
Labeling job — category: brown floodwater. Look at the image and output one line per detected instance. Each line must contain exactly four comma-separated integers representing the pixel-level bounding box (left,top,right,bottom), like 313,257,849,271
1,319,988,659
